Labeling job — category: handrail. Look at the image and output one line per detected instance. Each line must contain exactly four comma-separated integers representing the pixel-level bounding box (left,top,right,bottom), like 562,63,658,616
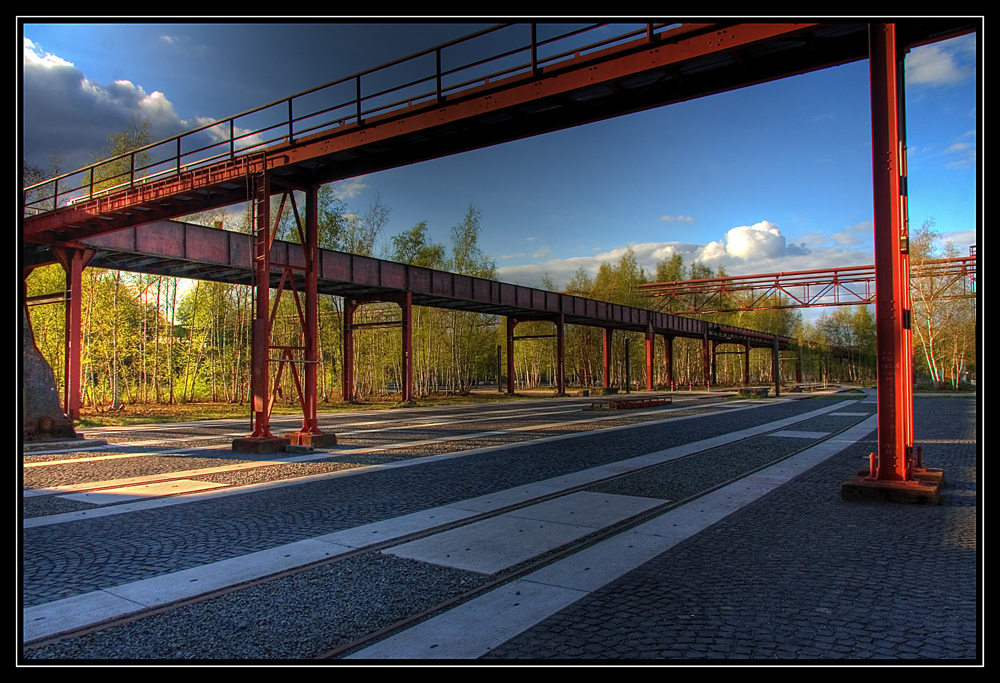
23,22,678,216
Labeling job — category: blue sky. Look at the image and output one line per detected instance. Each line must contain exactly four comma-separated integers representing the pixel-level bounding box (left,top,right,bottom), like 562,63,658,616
21,19,979,295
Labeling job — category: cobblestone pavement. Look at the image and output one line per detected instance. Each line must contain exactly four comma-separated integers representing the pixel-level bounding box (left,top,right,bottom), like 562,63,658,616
482,395,979,662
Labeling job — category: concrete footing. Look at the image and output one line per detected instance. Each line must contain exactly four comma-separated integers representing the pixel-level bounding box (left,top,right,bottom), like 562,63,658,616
285,431,338,448
23,436,108,453
840,475,942,505
231,436,291,454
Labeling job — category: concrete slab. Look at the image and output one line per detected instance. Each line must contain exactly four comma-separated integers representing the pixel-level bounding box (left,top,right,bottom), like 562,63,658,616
345,580,587,660
768,430,830,439
312,507,479,549
384,492,665,574
60,479,228,505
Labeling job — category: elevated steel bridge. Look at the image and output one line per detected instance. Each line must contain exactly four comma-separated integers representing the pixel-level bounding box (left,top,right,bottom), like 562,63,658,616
22,20,979,498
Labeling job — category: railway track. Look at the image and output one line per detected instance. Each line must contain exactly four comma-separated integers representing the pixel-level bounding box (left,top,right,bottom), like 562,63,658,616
22,391,877,660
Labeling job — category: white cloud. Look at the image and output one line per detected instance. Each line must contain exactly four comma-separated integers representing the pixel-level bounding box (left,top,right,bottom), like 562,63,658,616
22,41,201,172
906,39,974,86
492,220,877,290
329,177,369,200
659,214,695,223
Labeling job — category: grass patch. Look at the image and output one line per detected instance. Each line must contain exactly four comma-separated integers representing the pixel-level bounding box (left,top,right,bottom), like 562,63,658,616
74,391,538,427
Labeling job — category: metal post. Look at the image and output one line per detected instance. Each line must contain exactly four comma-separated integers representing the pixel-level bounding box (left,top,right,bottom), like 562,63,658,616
869,22,914,481
702,332,710,389
645,329,654,391
301,186,320,437
343,299,356,402
400,291,413,403
743,343,750,386
250,173,273,438
60,248,86,420
603,328,613,389
555,314,566,395
624,337,631,393
772,334,781,397
664,335,674,390
506,317,517,394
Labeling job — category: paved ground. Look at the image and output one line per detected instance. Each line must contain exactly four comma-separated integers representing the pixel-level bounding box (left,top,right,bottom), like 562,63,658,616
476,393,980,661
21,391,980,664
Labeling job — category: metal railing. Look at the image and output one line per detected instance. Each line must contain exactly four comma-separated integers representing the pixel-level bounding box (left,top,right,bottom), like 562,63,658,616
23,22,680,217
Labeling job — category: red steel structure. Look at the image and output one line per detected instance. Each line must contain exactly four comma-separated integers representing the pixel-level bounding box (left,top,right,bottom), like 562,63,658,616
24,218,791,427
639,256,977,315
22,21,978,484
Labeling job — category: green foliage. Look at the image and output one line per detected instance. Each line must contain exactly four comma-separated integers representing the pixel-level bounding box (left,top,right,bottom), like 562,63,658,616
87,114,157,192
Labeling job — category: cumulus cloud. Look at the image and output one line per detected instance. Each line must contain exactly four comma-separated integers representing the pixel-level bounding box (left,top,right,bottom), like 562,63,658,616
329,177,369,200
659,214,695,223
494,221,846,290
22,39,207,173
906,37,974,86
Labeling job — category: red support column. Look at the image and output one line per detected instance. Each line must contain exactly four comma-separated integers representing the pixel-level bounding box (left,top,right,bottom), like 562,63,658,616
645,329,654,391
289,185,335,448
663,335,674,390
400,291,413,403
52,247,91,421
842,23,939,503
506,317,517,394
602,328,614,389
772,334,781,397
743,343,750,386
343,298,357,402
251,175,273,437
870,22,913,482
233,173,291,452
555,314,566,395
702,333,711,389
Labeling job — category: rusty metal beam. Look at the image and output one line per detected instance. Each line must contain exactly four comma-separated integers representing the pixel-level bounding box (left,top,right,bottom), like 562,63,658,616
26,21,975,247
640,256,976,314
31,220,790,351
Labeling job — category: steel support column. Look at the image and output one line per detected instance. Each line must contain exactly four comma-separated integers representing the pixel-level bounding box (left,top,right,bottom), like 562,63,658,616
289,185,335,447
771,335,781,397
249,174,275,439
554,314,566,395
602,328,614,389
663,335,674,390
51,247,92,421
645,328,655,391
743,343,751,386
506,317,517,394
399,291,413,403
868,22,915,482
702,333,711,389
343,299,358,401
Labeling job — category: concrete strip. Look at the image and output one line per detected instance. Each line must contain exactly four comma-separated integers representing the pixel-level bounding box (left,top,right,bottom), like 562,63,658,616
345,581,588,660
311,507,479,549
60,479,228,505
23,538,353,643
768,430,830,439
384,492,665,574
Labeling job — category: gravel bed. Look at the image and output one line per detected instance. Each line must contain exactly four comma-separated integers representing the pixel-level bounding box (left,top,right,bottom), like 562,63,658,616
23,551,494,660
22,496,98,519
